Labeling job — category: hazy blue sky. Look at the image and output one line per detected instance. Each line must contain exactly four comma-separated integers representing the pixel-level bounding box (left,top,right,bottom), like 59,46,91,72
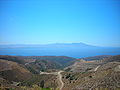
0,0,120,46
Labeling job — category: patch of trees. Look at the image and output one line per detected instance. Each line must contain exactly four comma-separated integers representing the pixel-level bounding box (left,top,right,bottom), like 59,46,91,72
65,73,78,83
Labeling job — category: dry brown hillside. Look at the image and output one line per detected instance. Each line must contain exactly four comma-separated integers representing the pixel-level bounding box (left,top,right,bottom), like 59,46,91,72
62,55,120,90
0,59,32,85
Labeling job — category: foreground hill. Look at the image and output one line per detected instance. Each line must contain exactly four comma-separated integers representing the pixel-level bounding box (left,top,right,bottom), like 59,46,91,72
0,59,59,89
0,59,32,88
63,55,120,90
0,56,63,89
0,55,75,74
62,62,120,90
0,55,120,90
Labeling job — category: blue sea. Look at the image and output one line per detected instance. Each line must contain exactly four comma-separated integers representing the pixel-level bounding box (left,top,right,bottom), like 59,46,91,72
0,46,120,58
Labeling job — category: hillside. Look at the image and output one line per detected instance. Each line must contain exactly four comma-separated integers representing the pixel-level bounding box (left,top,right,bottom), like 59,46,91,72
62,62,120,90
65,55,120,72
102,55,120,63
81,55,112,61
25,59,61,74
0,56,61,89
0,55,25,64
0,55,120,90
21,56,76,67
0,55,75,89
62,55,120,90
0,55,70,74
0,59,32,88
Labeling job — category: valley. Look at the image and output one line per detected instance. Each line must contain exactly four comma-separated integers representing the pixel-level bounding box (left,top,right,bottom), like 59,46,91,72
1,0,119,90
0,55,120,90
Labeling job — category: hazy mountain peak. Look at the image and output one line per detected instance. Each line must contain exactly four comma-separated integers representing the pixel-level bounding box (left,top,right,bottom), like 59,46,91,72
51,42,92,46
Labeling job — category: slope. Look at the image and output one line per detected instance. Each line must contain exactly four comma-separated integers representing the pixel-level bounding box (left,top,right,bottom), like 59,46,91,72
62,55,120,90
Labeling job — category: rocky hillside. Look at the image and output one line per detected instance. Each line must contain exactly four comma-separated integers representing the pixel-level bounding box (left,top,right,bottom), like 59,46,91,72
65,55,120,72
62,55,120,90
102,55,120,63
20,56,76,67
0,55,76,74
0,56,61,89
0,55,120,90
0,59,32,89
0,59,32,81
25,59,61,74
0,55,75,89
0,55,25,64
80,55,112,61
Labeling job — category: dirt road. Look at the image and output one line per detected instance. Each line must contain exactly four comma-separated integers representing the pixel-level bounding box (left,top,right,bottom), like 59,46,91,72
94,65,100,71
40,70,64,90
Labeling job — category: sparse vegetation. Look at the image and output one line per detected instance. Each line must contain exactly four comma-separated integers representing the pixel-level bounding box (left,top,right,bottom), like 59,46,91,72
0,55,120,90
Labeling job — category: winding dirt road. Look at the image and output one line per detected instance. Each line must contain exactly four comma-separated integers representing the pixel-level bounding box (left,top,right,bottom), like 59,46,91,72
57,71,64,90
40,70,64,90
94,65,100,71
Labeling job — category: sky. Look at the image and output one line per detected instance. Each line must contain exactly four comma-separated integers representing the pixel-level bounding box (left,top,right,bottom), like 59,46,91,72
0,0,120,47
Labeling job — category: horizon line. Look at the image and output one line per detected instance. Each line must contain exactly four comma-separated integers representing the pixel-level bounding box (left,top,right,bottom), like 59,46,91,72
0,42,120,47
